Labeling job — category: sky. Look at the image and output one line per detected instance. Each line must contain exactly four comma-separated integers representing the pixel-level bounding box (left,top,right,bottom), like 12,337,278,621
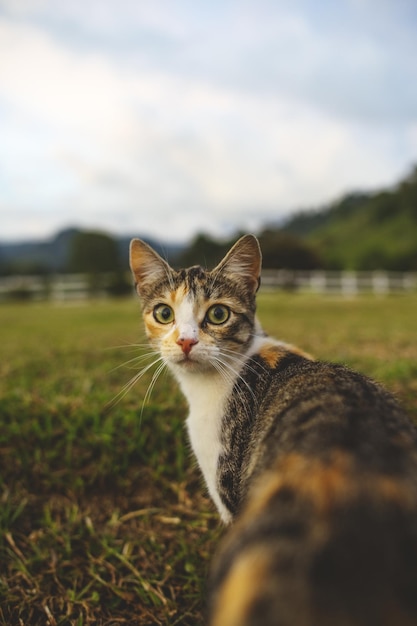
1,0,417,244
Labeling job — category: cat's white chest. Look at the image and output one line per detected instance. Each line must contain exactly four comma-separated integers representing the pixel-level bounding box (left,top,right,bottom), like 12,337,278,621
173,369,233,523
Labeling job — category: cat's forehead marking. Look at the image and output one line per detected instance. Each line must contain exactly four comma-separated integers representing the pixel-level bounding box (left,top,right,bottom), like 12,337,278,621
174,282,208,325
145,261,249,306
179,266,209,296
168,282,188,305
147,273,206,322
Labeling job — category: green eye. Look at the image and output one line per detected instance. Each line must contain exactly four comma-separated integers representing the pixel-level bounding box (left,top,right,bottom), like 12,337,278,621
206,304,230,325
153,304,175,324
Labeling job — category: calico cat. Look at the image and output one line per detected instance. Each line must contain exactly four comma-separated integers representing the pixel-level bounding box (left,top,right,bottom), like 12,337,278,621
129,234,417,626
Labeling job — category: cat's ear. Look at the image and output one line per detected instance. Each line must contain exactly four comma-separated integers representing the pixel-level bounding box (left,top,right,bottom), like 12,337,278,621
213,234,262,294
129,239,173,296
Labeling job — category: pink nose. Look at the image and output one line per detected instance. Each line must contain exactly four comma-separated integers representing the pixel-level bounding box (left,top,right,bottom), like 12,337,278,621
176,337,198,355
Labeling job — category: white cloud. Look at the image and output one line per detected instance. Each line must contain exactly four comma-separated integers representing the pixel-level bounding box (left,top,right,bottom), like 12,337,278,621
0,2,416,242
0,19,138,138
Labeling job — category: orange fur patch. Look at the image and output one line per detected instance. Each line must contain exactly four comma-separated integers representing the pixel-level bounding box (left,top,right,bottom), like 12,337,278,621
211,548,270,626
258,343,288,368
243,452,413,522
259,342,313,368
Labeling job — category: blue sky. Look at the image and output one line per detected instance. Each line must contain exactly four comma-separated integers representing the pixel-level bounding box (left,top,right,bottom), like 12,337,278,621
1,0,416,243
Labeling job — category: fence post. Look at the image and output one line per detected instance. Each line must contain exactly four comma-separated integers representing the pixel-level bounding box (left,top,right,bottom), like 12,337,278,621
341,272,358,296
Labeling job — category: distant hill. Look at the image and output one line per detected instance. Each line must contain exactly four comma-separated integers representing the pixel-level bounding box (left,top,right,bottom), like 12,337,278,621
282,167,417,270
0,228,80,274
2,167,416,274
0,228,184,275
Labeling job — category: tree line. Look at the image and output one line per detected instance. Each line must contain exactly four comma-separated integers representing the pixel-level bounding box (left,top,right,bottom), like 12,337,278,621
1,165,416,279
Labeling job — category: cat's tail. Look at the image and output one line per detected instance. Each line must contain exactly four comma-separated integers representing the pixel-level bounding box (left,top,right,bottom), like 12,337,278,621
208,451,417,626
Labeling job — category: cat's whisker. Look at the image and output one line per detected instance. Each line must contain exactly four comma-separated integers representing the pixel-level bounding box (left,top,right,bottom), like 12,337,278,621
104,342,151,354
211,354,258,408
107,355,164,409
215,349,263,389
140,360,168,417
210,359,254,427
110,350,160,373
209,358,235,387
207,268,221,294
162,260,176,291
219,345,268,377
216,352,267,416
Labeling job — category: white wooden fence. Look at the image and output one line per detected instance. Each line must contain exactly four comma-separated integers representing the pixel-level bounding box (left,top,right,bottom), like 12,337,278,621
0,273,128,302
0,271,416,302
261,270,417,295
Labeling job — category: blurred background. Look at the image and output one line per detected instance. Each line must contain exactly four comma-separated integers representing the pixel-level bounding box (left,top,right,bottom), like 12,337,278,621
1,5,417,623
1,0,417,287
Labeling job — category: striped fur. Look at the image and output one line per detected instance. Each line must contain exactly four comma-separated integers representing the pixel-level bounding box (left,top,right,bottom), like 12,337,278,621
129,235,417,626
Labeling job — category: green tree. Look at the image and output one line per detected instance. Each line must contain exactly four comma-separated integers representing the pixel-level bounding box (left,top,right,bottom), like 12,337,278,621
258,229,322,270
69,231,123,296
69,231,120,273
176,233,230,269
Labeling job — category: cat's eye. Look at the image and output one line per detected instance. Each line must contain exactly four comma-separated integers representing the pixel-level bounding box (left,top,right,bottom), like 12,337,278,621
206,305,230,325
153,304,175,324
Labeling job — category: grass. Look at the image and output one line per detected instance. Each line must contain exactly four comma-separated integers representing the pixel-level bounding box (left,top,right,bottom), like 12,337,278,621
1,293,417,625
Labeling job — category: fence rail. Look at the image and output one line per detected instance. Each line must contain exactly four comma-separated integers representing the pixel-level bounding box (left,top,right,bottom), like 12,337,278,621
0,273,131,302
261,270,417,295
0,270,416,302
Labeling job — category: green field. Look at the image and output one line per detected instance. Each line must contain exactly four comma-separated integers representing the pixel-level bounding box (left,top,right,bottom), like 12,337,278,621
1,294,417,625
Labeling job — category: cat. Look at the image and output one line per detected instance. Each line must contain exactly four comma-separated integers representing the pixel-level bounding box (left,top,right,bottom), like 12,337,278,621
129,234,417,626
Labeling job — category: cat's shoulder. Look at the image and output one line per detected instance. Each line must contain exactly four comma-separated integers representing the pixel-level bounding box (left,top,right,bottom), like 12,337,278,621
248,334,314,370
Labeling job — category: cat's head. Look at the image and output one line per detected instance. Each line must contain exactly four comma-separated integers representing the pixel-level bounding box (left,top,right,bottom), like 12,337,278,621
129,235,262,374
